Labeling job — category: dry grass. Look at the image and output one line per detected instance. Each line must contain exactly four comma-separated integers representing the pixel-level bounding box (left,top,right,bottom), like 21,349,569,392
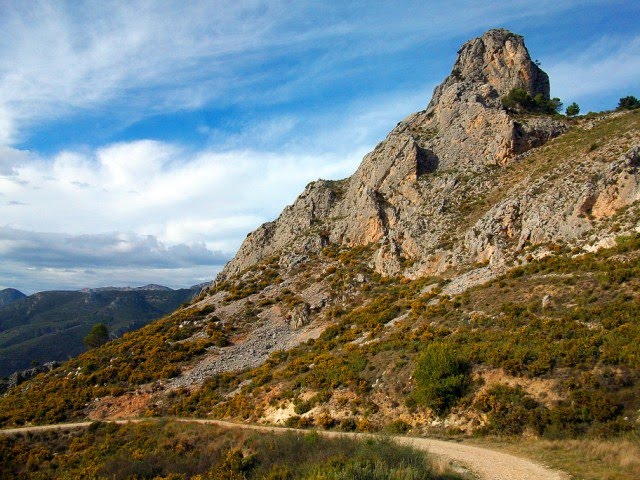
458,109,640,231
479,437,640,480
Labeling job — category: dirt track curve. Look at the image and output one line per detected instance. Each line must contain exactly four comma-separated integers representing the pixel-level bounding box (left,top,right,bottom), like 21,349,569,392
1,418,568,480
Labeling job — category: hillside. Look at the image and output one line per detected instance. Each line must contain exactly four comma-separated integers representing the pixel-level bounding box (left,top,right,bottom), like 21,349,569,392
0,289,26,308
0,28,639,467
0,286,199,378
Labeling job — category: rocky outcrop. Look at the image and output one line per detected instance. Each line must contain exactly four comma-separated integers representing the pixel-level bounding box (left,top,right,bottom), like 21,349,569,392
429,29,549,110
218,29,636,283
0,361,60,393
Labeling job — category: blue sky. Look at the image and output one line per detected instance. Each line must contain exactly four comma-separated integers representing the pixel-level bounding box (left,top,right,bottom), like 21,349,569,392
0,0,638,293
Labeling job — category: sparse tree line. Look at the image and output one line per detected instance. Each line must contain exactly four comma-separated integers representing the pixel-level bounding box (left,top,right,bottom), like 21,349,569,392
502,89,639,118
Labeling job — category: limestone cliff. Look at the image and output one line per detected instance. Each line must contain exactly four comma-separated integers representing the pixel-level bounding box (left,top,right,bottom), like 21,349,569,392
219,29,637,285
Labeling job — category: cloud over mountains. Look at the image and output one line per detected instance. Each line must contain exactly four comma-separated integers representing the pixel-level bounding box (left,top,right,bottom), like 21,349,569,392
0,0,638,292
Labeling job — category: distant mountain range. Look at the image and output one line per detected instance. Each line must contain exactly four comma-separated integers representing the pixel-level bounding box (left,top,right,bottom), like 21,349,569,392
79,284,175,293
0,285,201,377
0,288,27,307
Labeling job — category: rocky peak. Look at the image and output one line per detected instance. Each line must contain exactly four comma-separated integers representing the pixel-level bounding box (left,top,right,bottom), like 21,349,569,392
218,29,575,280
429,28,549,110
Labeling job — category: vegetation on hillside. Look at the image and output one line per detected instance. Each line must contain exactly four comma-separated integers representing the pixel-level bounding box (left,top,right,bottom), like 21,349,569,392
0,420,464,480
0,303,223,425
565,102,580,117
0,111,639,450
412,343,470,414
84,323,109,349
501,87,562,114
0,288,198,377
163,232,640,439
1,232,640,441
618,96,640,111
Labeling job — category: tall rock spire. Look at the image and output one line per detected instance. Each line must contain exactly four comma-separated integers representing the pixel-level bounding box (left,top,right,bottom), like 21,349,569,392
429,28,549,111
218,29,569,280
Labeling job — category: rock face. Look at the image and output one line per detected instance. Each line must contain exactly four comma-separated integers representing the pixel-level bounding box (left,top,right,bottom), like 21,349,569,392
219,29,636,282
431,29,549,108
0,361,60,394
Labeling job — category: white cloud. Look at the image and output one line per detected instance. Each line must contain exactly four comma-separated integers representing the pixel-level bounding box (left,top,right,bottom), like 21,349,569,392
0,227,227,293
0,227,226,267
0,104,15,146
96,140,177,188
0,0,609,145
547,34,640,107
0,0,632,293
0,146,29,175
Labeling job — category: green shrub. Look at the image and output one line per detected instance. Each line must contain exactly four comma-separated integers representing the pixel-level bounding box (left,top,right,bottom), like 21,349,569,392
566,102,580,117
502,88,562,114
617,95,640,110
284,415,301,428
475,384,546,435
385,419,411,434
338,417,357,432
83,323,109,349
412,342,470,414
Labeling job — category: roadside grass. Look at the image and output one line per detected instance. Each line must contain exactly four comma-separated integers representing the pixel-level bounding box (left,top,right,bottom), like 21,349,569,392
0,420,467,480
478,436,640,480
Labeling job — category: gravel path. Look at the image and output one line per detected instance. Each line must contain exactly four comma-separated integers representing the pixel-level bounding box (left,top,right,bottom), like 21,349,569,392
394,436,567,480
1,418,568,479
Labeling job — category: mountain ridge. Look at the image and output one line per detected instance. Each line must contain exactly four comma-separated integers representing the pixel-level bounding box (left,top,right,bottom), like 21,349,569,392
218,28,572,282
0,286,199,377
79,284,175,293
0,289,26,308
0,29,638,446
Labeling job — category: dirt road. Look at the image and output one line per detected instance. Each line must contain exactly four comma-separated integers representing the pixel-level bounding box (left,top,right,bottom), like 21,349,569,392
1,418,568,480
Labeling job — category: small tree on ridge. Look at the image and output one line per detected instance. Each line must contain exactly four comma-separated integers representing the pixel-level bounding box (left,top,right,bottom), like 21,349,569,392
566,102,580,117
84,323,109,349
617,96,640,110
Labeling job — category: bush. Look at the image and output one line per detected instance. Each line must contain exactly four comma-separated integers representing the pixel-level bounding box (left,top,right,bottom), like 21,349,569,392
475,384,546,435
502,88,531,110
413,342,470,414
338,417,357,431
502,88,562,114
385,419,411,434
617,95,640,110
566,102,580,117
284,415,301,428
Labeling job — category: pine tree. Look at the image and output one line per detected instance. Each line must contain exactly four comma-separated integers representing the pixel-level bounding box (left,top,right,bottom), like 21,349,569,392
84,323,109,349
566,102,580,117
